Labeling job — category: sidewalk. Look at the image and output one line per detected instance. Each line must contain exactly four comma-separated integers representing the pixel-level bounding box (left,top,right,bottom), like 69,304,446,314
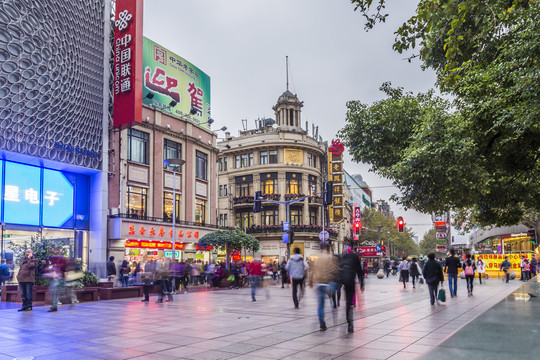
0,275,522,359
419,276,540,359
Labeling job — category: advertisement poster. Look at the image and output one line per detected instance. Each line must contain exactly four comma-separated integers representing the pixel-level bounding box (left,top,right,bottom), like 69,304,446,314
142,37,211,128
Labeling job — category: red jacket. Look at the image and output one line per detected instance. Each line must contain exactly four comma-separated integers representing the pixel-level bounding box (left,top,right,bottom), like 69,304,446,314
248,262,263,276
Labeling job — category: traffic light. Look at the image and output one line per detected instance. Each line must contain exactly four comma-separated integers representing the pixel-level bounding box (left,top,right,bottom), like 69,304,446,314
354,221,361,234
323,181,333,206
397,216,404,233
254,191,262,213
290,230,295,246
528,229,537,243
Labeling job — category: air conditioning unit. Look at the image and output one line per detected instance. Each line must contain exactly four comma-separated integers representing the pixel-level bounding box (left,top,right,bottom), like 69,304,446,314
109,208,120,216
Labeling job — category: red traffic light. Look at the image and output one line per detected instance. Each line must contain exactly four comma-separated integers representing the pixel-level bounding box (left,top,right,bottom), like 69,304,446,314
397,216,404,232
355,222,360,228
398,219,404,225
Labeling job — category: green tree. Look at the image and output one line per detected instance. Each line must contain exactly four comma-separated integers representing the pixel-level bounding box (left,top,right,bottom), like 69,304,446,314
418,228,447,258
342,1,540,228
198,230,260,269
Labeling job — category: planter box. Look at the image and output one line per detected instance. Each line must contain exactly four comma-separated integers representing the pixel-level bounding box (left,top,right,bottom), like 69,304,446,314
44,288,99,305
99,286,143,300
98,281,114,288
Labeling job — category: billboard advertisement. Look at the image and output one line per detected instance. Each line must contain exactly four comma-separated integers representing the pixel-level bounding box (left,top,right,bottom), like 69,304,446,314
143,37,211,128
113,0,144,129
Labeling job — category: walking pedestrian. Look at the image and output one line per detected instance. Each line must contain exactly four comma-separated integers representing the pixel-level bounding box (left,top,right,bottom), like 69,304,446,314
106,256,116,284
476,258,486,284
463,254,476,296
119,260,130,287
531,254,537,277
44,253,66,312
409,257,422,288
422,253,444,305
444,249,461,298
383,258,391,278
398,256,410,289
523,258,531,281
248,259,264,301
500,256,511,283
0,260,9,287
285,247,309,308
308,252,339,331
339,251,363,333
520,255,526,281
16,249,38,312
280,259,288,288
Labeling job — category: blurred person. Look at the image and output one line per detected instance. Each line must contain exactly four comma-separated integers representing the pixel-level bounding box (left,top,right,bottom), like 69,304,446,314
476,257,486,284
383,258,391,278
134,261,142,274
106,256,116,284
285,247,309,308
206,261,216,287
44,253,66,312
155,265,173,303
248,259,265,301
16,249,38,311
0,259,9,287
444,249,461,298
309,252,339,331
520,255,526,281
523,258,531,281
230,261,240,289
409,257,422,289
119,260,130,287
463,254,476,296
64,258,83,304
422,253,444,305
272,261,279,281
398,256,410,289
531,254,537,277
280,259,288,288
339,251,363,333
500,256,512,283
191,260,201,286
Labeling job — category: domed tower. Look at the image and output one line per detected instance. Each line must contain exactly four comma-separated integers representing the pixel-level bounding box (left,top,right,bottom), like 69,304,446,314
272,90,304,130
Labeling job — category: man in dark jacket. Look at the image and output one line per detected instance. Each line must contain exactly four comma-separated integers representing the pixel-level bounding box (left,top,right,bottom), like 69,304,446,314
531,254,537,277
106,256,116,284
339,251,363,333
423,253,444,305
500,257,512,283
444,249,461,298
16,249,38,311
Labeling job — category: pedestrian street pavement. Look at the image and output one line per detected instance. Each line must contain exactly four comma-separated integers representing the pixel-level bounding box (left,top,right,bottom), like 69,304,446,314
0,274,523,360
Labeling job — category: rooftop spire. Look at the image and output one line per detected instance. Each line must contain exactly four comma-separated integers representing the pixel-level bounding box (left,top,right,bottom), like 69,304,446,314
286,55,289,91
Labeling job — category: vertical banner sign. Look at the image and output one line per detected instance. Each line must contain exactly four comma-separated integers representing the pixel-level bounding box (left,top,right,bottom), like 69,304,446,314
113,0,143,129
142,37,211,128
329,139,344,223
327,151,333,223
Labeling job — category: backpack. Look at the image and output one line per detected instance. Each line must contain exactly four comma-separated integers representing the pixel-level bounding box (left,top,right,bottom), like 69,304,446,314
464,261,474,275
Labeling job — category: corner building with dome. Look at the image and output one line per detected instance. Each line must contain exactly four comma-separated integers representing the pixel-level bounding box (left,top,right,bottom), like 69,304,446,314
216,89,340,262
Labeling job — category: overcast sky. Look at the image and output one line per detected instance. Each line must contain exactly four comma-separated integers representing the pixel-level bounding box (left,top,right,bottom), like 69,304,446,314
143,0,436,239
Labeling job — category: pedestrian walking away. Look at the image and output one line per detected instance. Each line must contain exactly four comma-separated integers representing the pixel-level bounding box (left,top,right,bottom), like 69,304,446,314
285,247,309,308
444,249,461,298
248,259,266,301
383,258,391,278
531,254,537,277
44,253,67,312
500,256,512,283
463,254,476,296
409,257,422,288
422,253,445,305
309,252,339,331
339,250,363,333
106,256,116,284
119,260,130,287
398,256,410,289
16,249,38,312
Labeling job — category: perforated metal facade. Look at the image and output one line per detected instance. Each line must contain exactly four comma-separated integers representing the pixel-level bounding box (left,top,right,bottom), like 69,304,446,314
0,0,105,170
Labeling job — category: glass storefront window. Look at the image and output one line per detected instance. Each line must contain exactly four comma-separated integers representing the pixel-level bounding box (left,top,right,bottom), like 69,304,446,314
127,186,147,218
163,192,180,223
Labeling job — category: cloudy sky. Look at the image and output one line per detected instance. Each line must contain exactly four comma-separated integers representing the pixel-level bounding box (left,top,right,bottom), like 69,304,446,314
143,0,436,239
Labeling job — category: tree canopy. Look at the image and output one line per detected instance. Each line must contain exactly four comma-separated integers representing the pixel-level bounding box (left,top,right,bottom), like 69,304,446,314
418,228,447,258
198,229,260,252
341,0,540,229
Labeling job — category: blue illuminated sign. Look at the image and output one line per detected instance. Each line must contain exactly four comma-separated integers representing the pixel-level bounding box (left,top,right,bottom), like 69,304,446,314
43,169,74,228
3,162,41,226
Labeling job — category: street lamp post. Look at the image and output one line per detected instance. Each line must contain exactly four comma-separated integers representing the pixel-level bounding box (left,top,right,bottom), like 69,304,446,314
164,158,185,293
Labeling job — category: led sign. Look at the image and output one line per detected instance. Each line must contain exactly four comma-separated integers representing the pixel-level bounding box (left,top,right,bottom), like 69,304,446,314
4,162,41,226
42,169,74,227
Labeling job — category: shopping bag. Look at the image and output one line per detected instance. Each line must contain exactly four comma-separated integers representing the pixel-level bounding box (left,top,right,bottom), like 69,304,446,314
419,277,424,284
438,288,446,302
227,275,235,281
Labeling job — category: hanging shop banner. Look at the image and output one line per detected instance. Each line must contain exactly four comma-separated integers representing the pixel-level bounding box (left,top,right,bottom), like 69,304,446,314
125,239,185,250
122,222,201,241
113,0,144,129
143,37,211,128
476,253,528,277
356,246,386,257
329,139,344,224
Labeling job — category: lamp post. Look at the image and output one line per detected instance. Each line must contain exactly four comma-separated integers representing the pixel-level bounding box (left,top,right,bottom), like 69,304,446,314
164,158,185,291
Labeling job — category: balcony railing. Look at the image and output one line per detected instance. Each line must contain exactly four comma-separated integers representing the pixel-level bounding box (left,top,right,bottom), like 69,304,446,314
233,196,254,205
262,193,281,201
246,224,338,236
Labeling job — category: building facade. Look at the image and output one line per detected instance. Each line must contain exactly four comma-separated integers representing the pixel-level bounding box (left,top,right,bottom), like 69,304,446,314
0,0,110,274
217,90,338,262
107,105,222,268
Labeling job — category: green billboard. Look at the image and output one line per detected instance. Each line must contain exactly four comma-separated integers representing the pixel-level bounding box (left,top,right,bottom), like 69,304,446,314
143,37,211,127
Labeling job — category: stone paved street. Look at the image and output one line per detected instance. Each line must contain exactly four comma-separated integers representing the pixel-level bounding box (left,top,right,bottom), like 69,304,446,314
0,275,522,360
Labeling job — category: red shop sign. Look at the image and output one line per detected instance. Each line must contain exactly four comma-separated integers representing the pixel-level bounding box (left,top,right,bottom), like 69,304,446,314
125,239,185,250
356,246,386,257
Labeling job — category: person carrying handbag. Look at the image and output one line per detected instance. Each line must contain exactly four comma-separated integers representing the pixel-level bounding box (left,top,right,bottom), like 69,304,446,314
422,253,445,306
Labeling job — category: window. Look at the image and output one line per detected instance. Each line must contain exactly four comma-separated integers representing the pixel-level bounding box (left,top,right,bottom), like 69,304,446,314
309,176,317,195
309,209,317,225
262,208,278,226
219,158,223,171
223,157,227,170
163,139,182,168
219,157,228,171
287,179,301,194
236,182,252,197
290,209,302,225
236,211,253,229
249,153,253,166
269,150,278,164
241,154,248,167
195,151,208,180
195,199,206,224
163,192,180,223
263,178,276,194
219,185,223,197
127,186,147,218
307,153,313,167
235,155,241,168
224,184,228,196
127,129,149,164
219,214,229,227
260,151,268,165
